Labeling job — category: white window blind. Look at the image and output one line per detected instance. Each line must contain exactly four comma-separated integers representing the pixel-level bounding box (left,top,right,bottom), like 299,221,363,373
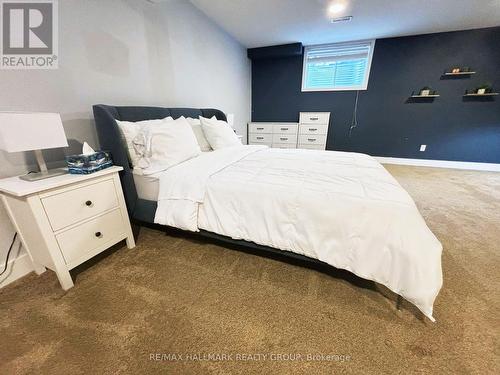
302,40,375,92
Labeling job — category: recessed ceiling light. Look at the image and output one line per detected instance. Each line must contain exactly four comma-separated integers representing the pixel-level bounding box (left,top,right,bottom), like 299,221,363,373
331,16,353,23
328,2,347,14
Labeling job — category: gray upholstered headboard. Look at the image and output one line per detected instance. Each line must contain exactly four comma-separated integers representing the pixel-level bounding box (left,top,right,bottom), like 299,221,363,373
92,104,227,223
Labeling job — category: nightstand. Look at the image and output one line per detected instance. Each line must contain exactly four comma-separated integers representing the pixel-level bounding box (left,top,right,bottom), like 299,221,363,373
0,166,135,290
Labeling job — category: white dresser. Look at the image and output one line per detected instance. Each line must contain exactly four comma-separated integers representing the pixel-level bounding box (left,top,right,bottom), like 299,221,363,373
298,112,331,150
0,166,135,290
248,122,299,148
248,113,331,150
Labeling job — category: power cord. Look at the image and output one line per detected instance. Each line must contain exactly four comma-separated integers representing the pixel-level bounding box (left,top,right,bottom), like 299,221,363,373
348,90,360,138
0,233,17,277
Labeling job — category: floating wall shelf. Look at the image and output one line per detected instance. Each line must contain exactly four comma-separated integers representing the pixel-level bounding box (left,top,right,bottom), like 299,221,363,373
443,71,476,76
410,94,440,98
463,93,498,97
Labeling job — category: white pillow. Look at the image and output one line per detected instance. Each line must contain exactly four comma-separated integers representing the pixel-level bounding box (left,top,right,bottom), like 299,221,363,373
200,116,241,150
141,116,201,175
115,116,173,167
186,117,212,152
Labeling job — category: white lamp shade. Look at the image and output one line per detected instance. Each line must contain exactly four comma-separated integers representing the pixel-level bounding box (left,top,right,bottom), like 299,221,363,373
0,112,68,152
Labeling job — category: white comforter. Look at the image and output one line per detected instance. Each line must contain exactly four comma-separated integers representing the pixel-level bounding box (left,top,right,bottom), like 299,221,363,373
155,146,443,321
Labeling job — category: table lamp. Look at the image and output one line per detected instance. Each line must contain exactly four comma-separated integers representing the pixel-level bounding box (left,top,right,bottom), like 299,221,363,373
0,112,69,181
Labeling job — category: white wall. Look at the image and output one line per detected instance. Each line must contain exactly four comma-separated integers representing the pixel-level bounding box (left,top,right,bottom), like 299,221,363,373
0,0,251,287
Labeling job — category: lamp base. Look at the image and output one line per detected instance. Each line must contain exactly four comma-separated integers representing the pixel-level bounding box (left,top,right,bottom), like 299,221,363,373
19,168,68,181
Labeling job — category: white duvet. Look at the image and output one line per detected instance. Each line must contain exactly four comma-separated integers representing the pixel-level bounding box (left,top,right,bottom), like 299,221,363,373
155,146,443,321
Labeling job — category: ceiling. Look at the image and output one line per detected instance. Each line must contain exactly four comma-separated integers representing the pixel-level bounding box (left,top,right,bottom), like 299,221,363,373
188,0,500,48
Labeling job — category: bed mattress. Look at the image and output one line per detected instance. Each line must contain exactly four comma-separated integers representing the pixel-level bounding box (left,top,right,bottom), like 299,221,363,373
132,170,161,201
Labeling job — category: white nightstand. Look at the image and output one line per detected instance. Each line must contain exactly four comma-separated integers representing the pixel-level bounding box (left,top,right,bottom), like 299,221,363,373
0,166,135,290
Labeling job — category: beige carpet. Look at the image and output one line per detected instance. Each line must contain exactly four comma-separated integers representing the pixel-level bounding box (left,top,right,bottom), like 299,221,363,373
0,165,499,374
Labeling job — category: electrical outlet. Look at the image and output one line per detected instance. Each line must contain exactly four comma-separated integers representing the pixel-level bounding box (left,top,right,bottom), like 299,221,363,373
420,145,427,152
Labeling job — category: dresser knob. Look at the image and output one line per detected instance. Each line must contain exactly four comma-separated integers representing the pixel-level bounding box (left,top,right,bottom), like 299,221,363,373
95,231,102,238
85,200,93,207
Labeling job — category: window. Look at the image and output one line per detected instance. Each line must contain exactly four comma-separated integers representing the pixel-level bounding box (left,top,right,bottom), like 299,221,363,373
302,40,375,92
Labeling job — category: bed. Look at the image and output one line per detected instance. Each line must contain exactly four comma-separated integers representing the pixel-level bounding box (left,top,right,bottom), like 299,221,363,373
93,105,443,321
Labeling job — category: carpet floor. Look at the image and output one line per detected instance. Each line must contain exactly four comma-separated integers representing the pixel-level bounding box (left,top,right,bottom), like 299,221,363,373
0,165,499,374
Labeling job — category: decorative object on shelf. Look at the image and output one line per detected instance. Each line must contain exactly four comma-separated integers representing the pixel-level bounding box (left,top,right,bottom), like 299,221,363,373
65,142,113,174
476,83,492,95
420,86,431,96
410,88,439,98
443,66,475,76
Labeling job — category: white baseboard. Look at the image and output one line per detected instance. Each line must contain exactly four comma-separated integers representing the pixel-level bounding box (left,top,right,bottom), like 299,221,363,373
0,252,35,288
375,157,500,172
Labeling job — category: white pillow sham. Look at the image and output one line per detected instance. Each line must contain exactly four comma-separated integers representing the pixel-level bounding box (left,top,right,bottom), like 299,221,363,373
115,116,173,167
141,116,201,175
186,117,212,152
200,116,241,150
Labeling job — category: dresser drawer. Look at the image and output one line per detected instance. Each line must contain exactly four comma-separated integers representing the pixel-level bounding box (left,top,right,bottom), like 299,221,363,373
299,112,330,125
249,133,273,144
299,124,328,135
272,123,298,135
249,123,273,134
42,179,119,231
272,143,297,149
56,209,125,265
272,133,297,144
299,144,326,150
298,134,327,145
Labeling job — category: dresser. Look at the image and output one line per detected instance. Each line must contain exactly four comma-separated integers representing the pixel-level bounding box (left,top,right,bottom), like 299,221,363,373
0,166,135,290
298,112,331,150
248,122,299,148
248,112,331,150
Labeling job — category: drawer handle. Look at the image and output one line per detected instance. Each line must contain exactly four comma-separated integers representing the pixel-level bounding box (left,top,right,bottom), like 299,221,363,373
257,137,264,140
309,128,318,131
85,200,93,207
95,231,103,238
257,127,264,130
310,117,319,121
308,138,316,142
280,128,288,131
280,137,288,141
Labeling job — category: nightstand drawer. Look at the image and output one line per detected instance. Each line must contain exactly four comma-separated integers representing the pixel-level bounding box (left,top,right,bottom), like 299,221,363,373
42,179,119,231
56,209,125,265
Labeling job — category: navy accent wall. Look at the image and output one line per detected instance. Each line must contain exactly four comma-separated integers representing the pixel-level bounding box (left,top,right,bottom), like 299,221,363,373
251,27,500,163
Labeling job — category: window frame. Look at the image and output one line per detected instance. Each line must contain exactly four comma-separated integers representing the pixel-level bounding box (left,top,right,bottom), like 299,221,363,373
301,39,376,92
